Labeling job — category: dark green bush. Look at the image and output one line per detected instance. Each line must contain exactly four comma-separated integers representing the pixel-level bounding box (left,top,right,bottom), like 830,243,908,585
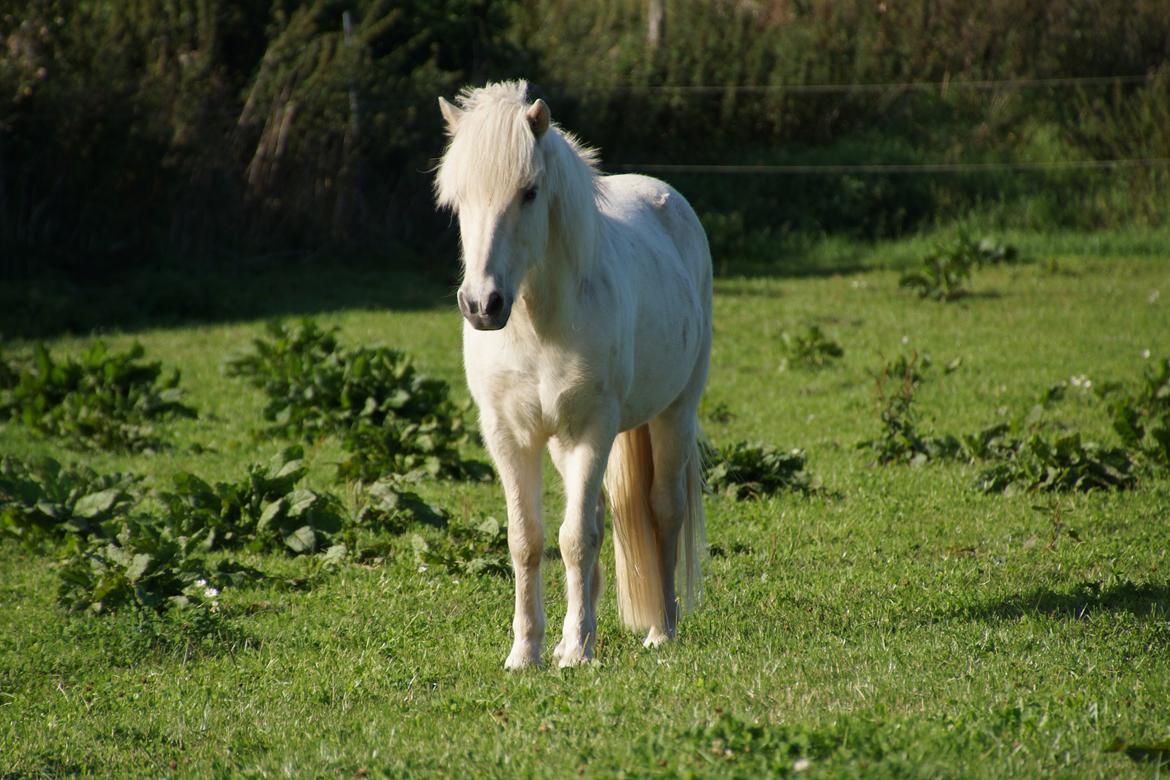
2,1,1167,270
779,325,844,370
56,520,217,616
973,433,1136,494
0,0,518,266
0,455,142,545
159,446,346,555
0,342,196,451
226,319,482,483
704,441,814,500
411,515,509,577
1106,357,1170,470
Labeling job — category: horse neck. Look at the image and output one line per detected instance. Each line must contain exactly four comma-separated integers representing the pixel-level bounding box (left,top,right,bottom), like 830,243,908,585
517,133,602,333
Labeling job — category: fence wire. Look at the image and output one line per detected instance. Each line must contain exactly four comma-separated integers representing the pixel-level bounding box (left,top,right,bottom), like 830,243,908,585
611,157,1170,176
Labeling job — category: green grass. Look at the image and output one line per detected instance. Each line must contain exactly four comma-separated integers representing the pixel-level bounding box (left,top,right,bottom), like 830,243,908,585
3,230,1170,777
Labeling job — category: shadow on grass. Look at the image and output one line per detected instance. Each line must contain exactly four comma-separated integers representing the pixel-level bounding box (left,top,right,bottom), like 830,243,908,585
4,239,890,341
954,579,1170,623
2,755,96,778
50,607,266,669
1,257,456,340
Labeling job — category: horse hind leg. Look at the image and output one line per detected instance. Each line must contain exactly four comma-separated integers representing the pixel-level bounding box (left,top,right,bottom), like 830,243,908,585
645,407,705,647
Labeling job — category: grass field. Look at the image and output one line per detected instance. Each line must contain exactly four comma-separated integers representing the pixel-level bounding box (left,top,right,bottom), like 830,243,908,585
2,228,1169,777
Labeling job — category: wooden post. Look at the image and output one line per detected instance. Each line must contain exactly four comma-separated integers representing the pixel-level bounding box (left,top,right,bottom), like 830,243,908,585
334,9,366,239
647,0,665,50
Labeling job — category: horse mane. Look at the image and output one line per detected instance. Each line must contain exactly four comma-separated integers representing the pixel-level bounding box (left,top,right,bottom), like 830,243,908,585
435,80,603,269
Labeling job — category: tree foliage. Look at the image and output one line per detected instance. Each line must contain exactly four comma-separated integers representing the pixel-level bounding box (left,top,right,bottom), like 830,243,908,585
1,1,1167,269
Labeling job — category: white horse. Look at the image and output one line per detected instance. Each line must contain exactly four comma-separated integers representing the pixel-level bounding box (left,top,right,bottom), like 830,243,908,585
434,80,711,668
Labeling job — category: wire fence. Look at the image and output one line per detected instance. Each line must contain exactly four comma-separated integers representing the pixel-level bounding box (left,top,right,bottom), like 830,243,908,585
5,73,1161,177
579,73,1158,95
611,157,1170,176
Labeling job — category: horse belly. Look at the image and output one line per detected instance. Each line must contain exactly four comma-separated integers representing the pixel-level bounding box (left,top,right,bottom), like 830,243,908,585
600,176,711,432
620,294,704,431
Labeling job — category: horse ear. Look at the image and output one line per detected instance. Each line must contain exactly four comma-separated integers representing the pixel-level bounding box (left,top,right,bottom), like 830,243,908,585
438,97,462,134
526,99,550,138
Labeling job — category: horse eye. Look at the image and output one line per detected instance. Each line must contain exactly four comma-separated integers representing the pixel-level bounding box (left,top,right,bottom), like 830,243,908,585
521,186,538,204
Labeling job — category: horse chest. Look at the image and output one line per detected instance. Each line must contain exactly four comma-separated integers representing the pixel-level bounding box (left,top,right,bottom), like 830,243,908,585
467,336,613,441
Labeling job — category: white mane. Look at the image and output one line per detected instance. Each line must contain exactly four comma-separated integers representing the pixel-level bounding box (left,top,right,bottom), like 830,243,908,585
434,80,603,262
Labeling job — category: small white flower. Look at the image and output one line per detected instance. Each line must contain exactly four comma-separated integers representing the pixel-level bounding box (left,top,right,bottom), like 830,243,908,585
1142,349,1151,359
203,586,220,598
194,578,207,588
901,335,909,345
1070,374,1091,390
794,758,811,771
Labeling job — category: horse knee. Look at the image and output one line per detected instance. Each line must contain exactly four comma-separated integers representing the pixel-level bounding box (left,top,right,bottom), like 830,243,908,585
508,532,543,569
558,520,600,564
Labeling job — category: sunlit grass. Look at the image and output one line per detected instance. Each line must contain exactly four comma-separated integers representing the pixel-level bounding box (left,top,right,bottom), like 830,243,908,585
2,229,1169,777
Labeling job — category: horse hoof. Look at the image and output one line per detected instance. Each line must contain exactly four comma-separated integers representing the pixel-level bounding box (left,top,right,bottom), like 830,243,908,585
553,636,592,667
504,644,542,670
643,626,671,648
556,647,593,668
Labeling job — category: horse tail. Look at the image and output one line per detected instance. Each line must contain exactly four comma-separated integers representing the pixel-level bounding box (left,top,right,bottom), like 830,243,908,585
605,424,706,632
606,424,665,631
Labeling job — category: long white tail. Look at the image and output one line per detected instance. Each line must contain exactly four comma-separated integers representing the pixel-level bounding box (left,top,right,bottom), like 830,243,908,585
605,424,706,632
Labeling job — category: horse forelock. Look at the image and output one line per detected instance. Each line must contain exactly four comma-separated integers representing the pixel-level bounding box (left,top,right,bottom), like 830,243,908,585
435,80,600,216
435,81,542,210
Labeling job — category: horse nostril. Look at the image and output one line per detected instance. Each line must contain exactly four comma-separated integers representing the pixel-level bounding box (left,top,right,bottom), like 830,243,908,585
484,291,504,318
458,289,477,316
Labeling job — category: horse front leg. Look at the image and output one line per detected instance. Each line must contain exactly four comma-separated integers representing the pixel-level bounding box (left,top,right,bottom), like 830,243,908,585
483,421,546,670
552,420,616,668
548,441,606,662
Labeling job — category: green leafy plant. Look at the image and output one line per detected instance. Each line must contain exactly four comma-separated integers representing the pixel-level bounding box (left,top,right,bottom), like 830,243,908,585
962,366,1153,493
352,477,447,535
899,232,1018,301
779,325,844,370
225,319,482,483
859,353,961,465
0,342,196,450
0,456,142,545
223,319,344,439
973,433,1136,494
57,519,216,615
337,417,489,484
705,441,815,499
411,516,510,578
159,446,346,555
1107,357,1170,469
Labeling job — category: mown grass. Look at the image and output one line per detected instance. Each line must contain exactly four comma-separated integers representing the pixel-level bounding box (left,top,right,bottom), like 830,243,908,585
2,229,1169,777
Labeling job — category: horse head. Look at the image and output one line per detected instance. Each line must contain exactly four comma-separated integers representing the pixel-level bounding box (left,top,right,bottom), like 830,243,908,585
435,82,554,331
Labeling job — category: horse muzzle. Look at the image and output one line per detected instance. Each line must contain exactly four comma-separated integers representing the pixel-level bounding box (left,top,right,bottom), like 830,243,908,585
458,288,512,331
